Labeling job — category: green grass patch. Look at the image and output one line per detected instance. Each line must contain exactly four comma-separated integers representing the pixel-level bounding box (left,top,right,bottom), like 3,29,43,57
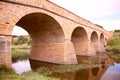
36,62,102,76
107,52,120,63
11,35,31,62
107,37,120,46
12,49,30,62
106,31,120,62
106,31,120,53
106,45,120,54
0,68,60,80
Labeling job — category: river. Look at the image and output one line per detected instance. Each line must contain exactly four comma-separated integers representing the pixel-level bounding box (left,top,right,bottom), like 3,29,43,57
12,54,120,80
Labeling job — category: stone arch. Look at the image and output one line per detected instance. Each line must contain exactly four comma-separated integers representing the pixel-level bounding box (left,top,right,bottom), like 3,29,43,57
91,31,99,53
100,33,104,44
71,27,88,55
99,33,105,52
0,36,11,68
15,12,65,63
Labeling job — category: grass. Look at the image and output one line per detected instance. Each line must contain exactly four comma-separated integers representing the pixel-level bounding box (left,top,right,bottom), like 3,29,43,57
106,31,120,53
0,62,102,80
107,36,120,46
106,31,120,62
12,36,31,62
107,52,120,63
106,45,120,54
12,49,30,62
0,67,60,80
12,43,31,49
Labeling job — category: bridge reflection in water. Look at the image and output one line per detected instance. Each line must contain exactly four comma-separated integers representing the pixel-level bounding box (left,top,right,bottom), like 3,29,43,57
25,54,117,80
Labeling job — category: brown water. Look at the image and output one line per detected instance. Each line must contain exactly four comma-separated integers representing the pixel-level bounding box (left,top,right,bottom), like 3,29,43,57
12,54,120,80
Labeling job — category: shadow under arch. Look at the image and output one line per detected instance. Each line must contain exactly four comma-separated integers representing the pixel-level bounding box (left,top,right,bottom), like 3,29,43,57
100,33,105,52
71,27,88,55
91,31,99,53
100,33,104,44
15,12,65,64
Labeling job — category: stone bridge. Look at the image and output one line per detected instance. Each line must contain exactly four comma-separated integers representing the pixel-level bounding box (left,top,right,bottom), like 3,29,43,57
0,0,113,68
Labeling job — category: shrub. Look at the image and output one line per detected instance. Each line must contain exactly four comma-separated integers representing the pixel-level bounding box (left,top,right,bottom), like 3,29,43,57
17,36,26,45
27,38,32,45
12,36,32,45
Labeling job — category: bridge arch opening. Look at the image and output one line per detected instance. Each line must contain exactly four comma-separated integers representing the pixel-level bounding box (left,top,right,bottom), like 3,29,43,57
91,31,99,53
15,12,65,63
100,33,104,44
100,33,105,52
12,26,31,62
71,27,88,55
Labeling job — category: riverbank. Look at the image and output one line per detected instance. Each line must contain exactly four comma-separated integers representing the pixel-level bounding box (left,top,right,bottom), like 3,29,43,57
0,67,59,80
1,34,118,80
106,30,120,62
0,62,102,80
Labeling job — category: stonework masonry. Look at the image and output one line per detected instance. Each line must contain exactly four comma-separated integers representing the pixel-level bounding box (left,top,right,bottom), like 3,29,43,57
0,0,113,68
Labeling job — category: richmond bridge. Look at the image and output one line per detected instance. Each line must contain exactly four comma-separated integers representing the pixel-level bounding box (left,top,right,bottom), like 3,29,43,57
0,0,113,68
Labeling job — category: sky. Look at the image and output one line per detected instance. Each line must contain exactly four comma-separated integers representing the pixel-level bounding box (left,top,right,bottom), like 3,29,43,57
12,0,120,35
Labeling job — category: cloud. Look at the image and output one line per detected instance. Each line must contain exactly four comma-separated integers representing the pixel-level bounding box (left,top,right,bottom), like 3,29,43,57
50,0,120,19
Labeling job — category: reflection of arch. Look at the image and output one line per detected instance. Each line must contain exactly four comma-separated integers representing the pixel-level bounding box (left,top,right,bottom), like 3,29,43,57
91,67,99,76
101,62,105,68
91,31,99,53
71,27,88,55
76,69,89,80
15,12,65,63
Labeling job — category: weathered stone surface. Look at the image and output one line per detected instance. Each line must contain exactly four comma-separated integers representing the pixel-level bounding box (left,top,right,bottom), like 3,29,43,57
0,36,10,54
0,36,11,68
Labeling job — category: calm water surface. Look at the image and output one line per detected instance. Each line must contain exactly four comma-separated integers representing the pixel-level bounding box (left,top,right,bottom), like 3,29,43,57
12,54,120,80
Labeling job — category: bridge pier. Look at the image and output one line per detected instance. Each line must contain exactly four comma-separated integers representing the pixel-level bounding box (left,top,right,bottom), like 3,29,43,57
87,40,96,56
0,36,12,68
99,42,106,53
64,39,77,64
99,34,106,53
29,39,77,64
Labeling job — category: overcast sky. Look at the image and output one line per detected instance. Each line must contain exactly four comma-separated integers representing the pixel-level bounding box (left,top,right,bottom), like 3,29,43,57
12,0,120,35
